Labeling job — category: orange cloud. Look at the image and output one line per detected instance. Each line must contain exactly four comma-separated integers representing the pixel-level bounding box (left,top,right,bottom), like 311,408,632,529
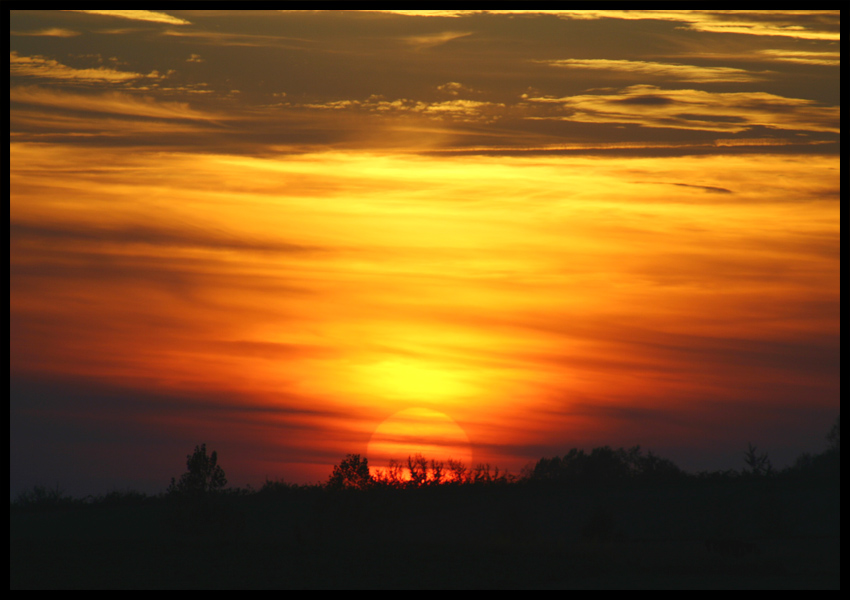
437,82,480,96
365,10,840,41
525,84,840,133
538,58,764,83
11,28,81,37
66,10,191,25
403,30,472,50
755,49,841,66
655,49,841,68
10,85,221,121
10,51,147,83
297,94,505,123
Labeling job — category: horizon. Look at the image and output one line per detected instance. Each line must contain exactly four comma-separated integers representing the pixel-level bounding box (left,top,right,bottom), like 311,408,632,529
10,10,840,500
11,430,841,500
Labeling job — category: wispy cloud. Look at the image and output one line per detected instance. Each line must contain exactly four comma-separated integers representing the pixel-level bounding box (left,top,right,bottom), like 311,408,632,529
559,9,840,40
10,220,324,256
655,49,841,68
403,30,472,50
365,10,840,41
297,94,505,123
756,49,841,66
538,58,765,83
10,51,150,83
10,85,221,121
674,11,840,40
525,84,840,133
437,82,480,96
66,10,191,26
11,28,80,37
161,28,314,49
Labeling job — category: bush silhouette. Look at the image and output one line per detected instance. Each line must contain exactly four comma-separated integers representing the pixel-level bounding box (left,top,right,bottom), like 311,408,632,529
13,484,75,510
168,443,227,497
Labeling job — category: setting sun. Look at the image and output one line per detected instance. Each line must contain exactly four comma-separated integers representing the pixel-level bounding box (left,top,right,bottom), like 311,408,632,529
367,408,473,478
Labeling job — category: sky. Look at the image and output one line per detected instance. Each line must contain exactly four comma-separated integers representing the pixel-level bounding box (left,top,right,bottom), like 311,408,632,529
10,10,840,496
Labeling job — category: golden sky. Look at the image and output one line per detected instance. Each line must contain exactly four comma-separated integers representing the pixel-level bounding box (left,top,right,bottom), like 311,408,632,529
10,10,840,495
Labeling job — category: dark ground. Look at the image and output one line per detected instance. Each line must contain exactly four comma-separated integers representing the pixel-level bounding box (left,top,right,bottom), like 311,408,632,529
10,477,840,589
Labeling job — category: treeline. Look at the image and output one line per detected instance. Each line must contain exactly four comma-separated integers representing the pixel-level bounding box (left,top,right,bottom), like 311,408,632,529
11,415,840,509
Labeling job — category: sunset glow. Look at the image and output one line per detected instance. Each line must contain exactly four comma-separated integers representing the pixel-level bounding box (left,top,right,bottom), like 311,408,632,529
10,10,839,496
367,408,473,479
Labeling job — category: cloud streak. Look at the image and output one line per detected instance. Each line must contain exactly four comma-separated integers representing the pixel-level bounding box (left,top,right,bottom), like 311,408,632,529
10,51,150,83
11,27,80,37
525,84,840,133
10,220,325,256
366,10,840,41
10,85,222,121
66,10,191,25
538,58,766,83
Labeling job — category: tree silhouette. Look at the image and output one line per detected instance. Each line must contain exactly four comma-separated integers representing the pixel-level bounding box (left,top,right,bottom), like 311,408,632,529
407,454,429,487
327,453,372,490
527,445,684,485
430,459,445,485
743,442,773,477
446,458,468,484
168,443,227,497
826,414,840,453
372,458,406,487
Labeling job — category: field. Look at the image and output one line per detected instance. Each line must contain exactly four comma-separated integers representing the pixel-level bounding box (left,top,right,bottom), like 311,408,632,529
10,477,839,589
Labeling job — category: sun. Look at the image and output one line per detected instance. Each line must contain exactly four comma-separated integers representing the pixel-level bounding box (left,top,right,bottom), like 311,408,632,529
366,407,473,478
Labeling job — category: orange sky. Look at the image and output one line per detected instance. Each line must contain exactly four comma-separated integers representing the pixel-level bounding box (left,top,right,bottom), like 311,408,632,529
10,10,840,496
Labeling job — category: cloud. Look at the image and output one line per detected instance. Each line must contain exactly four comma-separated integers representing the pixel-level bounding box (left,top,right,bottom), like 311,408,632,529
524,84,840,133
10,85,220,121
297,94,505,123
755,49,841,67
670,183,733,194
365,10,840,41
419,99,504,121
355,10,484,18
10,51,149,83
539,58,765,83
402,30,472,50
560,10,841,41
161,28,315,50
66,10,191,25
437,82,479,96
674,11,840,41
10,220,324,256
424,137,831,157
11,28,81,37
653,48,840,69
